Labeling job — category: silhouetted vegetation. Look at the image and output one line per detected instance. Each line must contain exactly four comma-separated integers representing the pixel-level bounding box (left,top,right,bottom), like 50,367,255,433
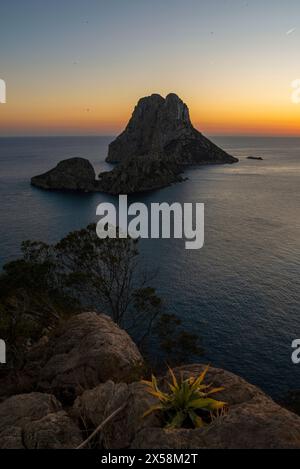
0,224,203,368
155,313,204,366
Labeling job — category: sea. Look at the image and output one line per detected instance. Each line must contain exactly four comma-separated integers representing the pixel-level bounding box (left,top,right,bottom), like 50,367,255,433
0,135,299,397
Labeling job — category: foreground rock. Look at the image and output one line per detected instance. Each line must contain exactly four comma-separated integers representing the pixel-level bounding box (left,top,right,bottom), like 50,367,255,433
107,93,238,166
22,312,144,403
280,390,300,416
74,365,300,449
2,309,300,449
31,157,97,191
0,393,82,449
74,380,159,449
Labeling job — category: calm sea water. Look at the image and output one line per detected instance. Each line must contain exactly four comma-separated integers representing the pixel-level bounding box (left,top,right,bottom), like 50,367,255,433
0,136,299,397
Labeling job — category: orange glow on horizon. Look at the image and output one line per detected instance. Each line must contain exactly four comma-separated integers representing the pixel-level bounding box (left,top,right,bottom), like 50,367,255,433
1,88,300,137
2,0,300,138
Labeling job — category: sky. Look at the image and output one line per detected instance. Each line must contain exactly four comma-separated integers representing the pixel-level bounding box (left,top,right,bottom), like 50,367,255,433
0,0,300,136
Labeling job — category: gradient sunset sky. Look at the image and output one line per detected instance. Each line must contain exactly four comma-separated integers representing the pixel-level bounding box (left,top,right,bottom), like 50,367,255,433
1,0,300,136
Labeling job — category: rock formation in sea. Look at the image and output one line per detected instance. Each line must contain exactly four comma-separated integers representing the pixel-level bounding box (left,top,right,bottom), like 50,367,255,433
31,157,97,191
97,153,184,195
1,311,300,449
31,93,239,194
31,155,183,194
106,93,238,165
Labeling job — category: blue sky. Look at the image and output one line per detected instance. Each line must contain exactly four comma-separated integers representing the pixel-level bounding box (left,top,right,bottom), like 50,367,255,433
0,0,300,135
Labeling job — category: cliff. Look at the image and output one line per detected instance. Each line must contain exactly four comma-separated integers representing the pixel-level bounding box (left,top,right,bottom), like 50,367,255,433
1,312,300,449
107,93,238,165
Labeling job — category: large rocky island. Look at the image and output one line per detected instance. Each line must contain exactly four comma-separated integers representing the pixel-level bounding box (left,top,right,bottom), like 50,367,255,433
106,93,238,166
31,93,238,194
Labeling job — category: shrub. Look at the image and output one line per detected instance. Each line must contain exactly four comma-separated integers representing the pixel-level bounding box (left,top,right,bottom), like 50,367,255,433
142,365,226,429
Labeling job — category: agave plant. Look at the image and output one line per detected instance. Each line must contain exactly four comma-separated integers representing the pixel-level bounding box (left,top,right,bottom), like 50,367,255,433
142,365,226,429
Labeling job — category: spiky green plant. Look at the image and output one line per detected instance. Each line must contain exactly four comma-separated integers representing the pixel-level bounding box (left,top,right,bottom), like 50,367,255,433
142,365,226,429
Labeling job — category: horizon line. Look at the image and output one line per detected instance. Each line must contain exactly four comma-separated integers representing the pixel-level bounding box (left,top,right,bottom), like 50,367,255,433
1,133,300,139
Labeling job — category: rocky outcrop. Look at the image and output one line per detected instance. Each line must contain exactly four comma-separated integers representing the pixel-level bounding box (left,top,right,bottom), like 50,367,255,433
74,365,300,449
23,410,83,449
22,312,144,403
31,157,97,191
30,155,183,194
97,153,184,194
97,92,238,193
281,390,300,416
106,93,238,166
74,380,159,449
31,93,238,194
0,392,82,449
2,311,300,449
5,364,300,449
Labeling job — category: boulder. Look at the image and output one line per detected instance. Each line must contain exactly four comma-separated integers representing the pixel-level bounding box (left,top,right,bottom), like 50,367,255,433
24,312,144,403
23,410,82,449
106,93,238,166
74,364,300,449
0,392,61,433
73,380,159,449
31,157,97,191
0,392,82,449
280,390,300,416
